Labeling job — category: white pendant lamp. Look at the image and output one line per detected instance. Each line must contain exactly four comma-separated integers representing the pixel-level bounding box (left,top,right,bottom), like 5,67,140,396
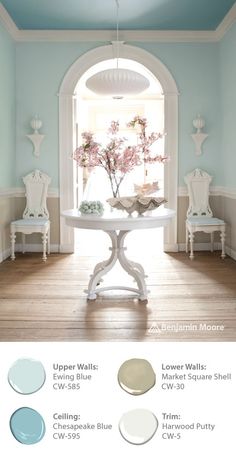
86,1,150,98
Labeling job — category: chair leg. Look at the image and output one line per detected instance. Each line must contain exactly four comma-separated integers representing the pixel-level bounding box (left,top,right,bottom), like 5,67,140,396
42,233,47,261
10,231,16,260
189,230,194,260
47,228,50,255
220,227,226,259
22,233,26,253
185,225,188,253
210,232,214,252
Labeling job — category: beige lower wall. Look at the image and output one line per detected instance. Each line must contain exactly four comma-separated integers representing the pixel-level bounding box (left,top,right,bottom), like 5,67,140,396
221,196,236,253
178,195,236,257
1,193,236,260
0,196,15,260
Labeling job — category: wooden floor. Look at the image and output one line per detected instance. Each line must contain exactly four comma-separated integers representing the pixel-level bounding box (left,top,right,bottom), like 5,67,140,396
0,251,236,341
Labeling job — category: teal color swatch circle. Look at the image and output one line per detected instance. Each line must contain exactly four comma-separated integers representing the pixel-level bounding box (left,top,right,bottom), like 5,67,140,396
10,407,45,445
8,358,46,394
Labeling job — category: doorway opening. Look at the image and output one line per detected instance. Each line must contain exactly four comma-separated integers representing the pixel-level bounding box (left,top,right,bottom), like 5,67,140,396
73,58,165,256
59,44,178,254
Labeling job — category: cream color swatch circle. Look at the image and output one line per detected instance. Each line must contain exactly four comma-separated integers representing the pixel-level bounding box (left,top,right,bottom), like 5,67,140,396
8,358,46,394
119,408,158,445
118,358,156,395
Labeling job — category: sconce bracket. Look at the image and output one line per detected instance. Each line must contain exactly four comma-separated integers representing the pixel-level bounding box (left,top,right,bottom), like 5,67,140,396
191,133,208,156
26,133,45,158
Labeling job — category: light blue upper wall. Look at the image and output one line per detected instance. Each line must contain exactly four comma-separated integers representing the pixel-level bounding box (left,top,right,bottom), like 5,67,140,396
134,42,221,186
0,21,15,187
15,40,221,187
219,23,236,188
15,42,98,187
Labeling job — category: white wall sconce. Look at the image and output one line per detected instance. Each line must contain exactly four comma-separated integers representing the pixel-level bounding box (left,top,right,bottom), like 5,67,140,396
191,114,208,156
26,116,45,158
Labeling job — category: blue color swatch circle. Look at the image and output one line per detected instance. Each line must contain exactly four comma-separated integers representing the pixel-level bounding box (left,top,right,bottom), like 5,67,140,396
8,358,46,394
10,407,46,445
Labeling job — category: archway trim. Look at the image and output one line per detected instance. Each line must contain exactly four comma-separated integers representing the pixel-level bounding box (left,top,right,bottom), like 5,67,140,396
59,44,179,252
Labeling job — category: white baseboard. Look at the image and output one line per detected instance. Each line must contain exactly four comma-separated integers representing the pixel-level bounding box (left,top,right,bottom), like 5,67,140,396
59,244,74,253
15,243,60,253
164,243,179,252
225,245,236,261
178,242,222,252
2,243,235,262
0,244,59,263
0,247,11,263
178,242,236,261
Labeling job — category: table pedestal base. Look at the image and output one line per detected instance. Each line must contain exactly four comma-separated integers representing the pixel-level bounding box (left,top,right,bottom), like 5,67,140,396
85,230,148,301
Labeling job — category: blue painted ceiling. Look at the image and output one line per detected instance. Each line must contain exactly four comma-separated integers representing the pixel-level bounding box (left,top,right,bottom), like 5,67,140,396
1,0,235,30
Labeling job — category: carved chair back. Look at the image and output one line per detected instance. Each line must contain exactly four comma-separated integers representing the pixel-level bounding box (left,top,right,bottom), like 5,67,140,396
23,169,51,219
184,168,213,218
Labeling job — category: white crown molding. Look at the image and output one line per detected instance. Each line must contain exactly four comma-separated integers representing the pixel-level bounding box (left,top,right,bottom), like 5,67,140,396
215,2,236,40
0,1,236,44
0,3,19,39
0,187,59,198
178,186,236,199
15,29,217,43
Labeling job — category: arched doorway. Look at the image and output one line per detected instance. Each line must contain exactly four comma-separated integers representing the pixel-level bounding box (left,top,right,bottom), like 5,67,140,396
59,43,179,253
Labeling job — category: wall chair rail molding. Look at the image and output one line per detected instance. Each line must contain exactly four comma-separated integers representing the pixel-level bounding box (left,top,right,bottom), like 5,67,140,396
0,188,17,198
178,186,236,199
0,188,59,198
1,2,236,43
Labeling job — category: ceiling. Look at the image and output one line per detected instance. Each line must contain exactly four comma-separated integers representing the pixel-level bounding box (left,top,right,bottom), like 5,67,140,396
1,0,235,31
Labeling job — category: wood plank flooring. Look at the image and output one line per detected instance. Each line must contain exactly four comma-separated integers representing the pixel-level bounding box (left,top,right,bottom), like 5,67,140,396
0,252,236,341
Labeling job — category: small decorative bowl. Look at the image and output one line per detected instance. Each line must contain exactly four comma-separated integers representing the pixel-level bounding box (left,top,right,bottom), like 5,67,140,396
79,200,104,216
107,196,166,216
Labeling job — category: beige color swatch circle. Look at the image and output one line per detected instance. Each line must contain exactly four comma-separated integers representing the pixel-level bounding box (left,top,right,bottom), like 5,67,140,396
118,358,156,395
119,408,158,445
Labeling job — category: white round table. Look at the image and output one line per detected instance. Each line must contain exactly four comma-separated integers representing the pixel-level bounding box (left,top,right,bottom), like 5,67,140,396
62,208,175,301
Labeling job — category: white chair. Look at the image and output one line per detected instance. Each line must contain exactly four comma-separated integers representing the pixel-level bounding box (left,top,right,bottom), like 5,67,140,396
10,169,51,261
185,168,226,260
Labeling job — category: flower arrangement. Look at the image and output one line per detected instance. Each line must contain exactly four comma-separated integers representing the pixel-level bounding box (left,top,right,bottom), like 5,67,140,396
79,200,104,215
73,116,167,198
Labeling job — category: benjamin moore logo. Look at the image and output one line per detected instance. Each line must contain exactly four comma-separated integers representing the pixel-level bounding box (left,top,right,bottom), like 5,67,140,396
148,322,225,334
148,322,162,334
